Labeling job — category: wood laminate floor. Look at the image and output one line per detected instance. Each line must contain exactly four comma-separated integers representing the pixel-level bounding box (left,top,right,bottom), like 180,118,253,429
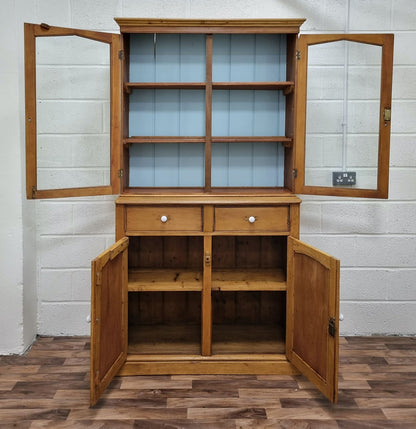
1,336,416,428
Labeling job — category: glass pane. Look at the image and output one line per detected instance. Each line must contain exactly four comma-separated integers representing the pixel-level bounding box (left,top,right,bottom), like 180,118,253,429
305,41,382,189
36,36,110,190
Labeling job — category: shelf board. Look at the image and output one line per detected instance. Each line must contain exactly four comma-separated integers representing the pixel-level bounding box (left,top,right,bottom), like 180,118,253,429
212,81,294,91
128,324,201,354
212,136,292,145
125,136,205,144
125,82,206,92
125,136,292,146
124,81,294,92
212,324,285,354
128,268,203,292
127,324,285,355
212,268,286,291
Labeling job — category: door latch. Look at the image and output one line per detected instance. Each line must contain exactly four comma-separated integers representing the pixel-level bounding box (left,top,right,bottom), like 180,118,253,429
205,252,211,266
328,317,336,338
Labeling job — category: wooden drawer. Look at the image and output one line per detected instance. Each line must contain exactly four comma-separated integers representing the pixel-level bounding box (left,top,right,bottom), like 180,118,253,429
214,206,289,233
126,206,203,233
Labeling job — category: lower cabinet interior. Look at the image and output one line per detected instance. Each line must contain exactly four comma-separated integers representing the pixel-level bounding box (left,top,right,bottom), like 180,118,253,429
212,291,286,355
127,235,287,357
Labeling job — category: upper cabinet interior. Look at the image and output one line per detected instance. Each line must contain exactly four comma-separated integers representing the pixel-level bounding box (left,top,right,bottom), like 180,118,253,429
118,19,303,193
25,20,394,199
295,34,394,198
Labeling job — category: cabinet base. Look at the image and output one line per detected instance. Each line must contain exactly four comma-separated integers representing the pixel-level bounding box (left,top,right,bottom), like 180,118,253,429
118,354,299,376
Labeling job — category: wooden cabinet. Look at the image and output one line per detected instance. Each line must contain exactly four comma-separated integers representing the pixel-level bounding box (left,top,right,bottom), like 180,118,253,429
24,18,394,406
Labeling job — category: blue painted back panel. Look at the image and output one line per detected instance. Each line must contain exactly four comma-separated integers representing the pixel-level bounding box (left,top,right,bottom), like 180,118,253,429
129,143,205,187
129,90,205,136
128,33,286,188
213,34,286,82
129,34,206,82
212,90,285,136
211,142,284,187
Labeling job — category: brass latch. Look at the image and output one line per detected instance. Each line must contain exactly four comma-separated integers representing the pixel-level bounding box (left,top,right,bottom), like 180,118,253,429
383,108,391,124
328,317,336,338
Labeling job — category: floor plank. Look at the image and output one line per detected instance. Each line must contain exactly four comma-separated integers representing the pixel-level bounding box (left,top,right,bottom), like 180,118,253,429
0,336,415,427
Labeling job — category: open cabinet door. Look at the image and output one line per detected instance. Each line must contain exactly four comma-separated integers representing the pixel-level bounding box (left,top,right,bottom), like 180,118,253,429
286,237,340,403
24,23,121,199
90,237,128,406
295,34,393,198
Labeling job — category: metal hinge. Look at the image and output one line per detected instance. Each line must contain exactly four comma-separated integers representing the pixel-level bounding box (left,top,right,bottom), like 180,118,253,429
118,50,124,60
118,169,123,178
296,50,301,60
96,272,102,286
328,317,336,338
32,186,36,199
383,107,391,123
293,169,298,179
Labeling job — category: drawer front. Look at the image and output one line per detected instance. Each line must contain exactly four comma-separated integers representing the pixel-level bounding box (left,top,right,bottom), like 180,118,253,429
126,206,203,232
214,206,289,233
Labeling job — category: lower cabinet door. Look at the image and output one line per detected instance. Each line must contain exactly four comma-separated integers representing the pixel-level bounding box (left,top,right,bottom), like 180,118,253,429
286,237,340,403
90,237,129,406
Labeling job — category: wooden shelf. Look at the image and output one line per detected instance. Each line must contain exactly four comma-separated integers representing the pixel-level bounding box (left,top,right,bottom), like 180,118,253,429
212,81,294,91
124,136,292,146
127,324,285,355
125,82,206,93
212,324,285,354
125,81,294,93
212,136,293,145
128,269,203,292
128,324,201,355
125,136,205,144
212,268,286,291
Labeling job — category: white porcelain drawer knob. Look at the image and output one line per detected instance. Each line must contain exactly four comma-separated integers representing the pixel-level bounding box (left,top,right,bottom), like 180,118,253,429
160,215,168,223
248,216,256,223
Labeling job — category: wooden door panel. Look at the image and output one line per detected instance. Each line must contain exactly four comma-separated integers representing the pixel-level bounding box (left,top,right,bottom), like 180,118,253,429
90,237,128,406
286,237,339,403
24,23,121,199
295,33,393,198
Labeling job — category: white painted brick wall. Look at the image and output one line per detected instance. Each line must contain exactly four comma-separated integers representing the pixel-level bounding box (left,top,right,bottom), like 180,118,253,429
0,0,412,345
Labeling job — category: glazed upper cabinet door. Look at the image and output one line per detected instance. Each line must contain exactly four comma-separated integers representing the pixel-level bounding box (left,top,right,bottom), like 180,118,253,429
286,237,340,403
24,23,121,199
90,237,128,406
295,34,393,198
